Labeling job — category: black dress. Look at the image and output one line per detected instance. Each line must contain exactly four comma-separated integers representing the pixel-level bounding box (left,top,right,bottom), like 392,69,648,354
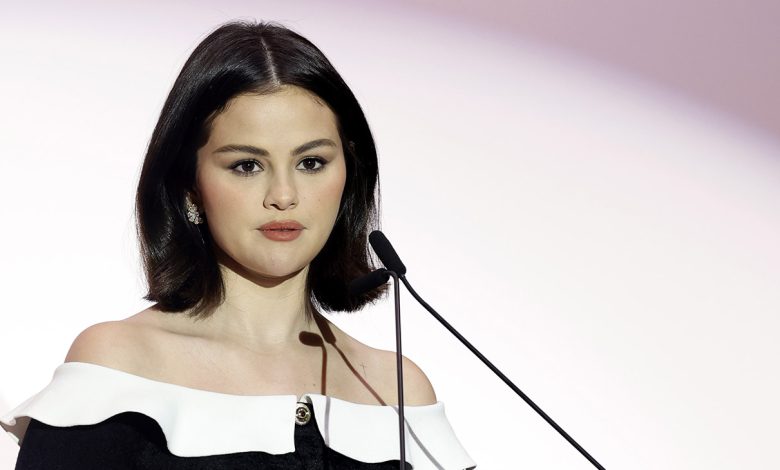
1,362,476,469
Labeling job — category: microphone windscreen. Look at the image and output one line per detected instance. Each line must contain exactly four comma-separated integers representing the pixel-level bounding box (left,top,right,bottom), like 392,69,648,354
369,231,407,275
348,268,390,297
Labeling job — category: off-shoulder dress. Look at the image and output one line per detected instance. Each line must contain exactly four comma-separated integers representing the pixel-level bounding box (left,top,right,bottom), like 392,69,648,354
1,361,476,469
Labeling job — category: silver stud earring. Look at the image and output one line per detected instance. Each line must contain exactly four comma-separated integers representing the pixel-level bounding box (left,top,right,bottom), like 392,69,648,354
185,195,204,225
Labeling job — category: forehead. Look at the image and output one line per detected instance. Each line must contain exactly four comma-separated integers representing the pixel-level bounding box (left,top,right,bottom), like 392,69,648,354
206,86,341,148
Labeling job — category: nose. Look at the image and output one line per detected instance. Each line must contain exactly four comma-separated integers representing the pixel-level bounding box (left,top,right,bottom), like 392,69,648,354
263,170,298,211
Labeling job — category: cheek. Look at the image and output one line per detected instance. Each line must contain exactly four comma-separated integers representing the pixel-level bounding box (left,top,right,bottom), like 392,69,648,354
317,166,348,214
198,176,251,226
323,175,347,206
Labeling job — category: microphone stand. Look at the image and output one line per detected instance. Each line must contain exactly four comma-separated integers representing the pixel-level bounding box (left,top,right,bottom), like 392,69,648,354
389,271,406,470
346,266,407,468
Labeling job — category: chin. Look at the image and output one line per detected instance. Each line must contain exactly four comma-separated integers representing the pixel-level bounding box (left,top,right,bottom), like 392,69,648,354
257,267,307,281
217,248,310,282
246,259,310,281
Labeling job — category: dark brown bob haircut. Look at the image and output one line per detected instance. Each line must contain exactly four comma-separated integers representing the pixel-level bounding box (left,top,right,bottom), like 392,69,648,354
135,21,383,319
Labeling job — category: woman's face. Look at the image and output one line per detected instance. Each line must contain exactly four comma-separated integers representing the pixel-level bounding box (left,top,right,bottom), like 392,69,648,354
194,85,347,281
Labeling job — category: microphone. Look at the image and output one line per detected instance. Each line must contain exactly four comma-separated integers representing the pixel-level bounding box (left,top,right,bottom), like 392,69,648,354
348,268,389,297
368,231,406,276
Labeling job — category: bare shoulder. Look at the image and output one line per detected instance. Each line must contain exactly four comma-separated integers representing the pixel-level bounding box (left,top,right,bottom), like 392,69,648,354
63,308,163,372
379,348,438,406
324,318,438,406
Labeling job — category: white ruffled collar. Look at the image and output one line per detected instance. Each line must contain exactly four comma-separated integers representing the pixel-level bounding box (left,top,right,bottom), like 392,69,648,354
1,361,475,469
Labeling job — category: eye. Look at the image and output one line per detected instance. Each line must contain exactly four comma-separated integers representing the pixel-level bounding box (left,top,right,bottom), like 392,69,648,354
297,157,327,173
230,160,263,176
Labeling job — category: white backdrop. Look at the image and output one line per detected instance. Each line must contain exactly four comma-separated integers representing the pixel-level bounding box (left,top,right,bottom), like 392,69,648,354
1,1,779,469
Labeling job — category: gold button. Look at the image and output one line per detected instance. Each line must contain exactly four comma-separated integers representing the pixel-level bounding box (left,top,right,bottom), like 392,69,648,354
295,402,311,426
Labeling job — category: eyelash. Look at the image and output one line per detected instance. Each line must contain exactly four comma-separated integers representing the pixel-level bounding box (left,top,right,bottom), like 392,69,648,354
230,160,262,176
229,157,328,177
297,157,327,173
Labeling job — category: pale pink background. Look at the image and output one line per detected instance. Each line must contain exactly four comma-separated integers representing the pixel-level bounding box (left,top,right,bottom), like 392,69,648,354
1,1,778,469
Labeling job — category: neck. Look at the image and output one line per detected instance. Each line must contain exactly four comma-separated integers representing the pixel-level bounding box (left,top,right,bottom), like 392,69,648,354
191,261,316,352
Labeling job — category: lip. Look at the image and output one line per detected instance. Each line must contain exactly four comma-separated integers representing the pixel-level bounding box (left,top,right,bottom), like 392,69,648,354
258,220,304,241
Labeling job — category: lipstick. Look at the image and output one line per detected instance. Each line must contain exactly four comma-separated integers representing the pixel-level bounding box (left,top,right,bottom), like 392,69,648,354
258,220,304,241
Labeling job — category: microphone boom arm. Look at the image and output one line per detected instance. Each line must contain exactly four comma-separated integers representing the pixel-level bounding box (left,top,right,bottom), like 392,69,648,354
400,275,606,470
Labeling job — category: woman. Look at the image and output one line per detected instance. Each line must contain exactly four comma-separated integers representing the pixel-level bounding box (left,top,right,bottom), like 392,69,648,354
1,21,475,469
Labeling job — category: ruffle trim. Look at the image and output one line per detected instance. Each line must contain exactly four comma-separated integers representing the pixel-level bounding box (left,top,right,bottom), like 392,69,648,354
1,361,475,469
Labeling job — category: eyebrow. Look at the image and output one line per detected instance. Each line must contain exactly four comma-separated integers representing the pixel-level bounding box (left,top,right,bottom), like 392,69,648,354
213,138,338,157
